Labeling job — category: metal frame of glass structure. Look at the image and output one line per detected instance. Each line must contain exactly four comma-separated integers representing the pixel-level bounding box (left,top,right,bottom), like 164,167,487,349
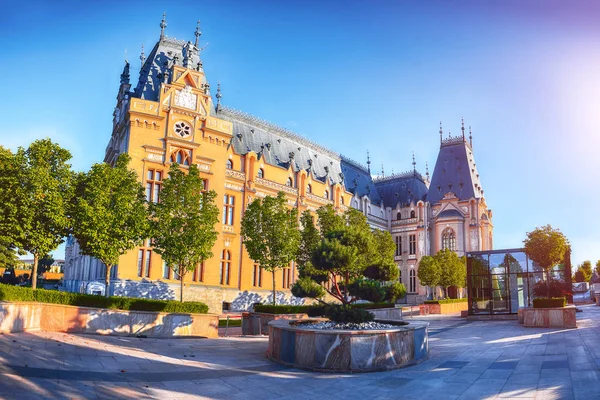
466,248,568,315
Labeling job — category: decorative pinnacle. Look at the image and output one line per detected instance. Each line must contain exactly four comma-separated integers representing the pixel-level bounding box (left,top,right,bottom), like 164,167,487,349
160,12,167,40
412,152,416,173
366,150,371,173
120,60,130,85
215,82,222,112
469,125,473,147
381,164,385,178
140,44,145,67
439,121,443,144
194,20,202,47
425,162,430,179
461,117,465,139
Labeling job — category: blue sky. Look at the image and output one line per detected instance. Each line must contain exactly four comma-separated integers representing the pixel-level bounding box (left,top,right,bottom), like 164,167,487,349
1,1,599,266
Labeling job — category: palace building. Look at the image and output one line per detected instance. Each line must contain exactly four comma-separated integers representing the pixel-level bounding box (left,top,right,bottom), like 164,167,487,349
63,17,493,312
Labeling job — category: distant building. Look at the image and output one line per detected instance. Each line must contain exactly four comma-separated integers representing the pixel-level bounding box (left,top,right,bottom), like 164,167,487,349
64,17,493,312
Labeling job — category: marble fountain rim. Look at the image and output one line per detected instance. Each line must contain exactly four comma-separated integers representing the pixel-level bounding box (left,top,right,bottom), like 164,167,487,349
268,318,429,334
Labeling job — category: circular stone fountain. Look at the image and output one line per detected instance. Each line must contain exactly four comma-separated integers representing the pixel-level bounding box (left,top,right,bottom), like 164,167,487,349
266,319,429,372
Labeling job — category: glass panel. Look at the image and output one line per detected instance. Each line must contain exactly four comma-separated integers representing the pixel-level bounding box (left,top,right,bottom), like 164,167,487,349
153,184,160,203
505,252,526,273
147,170,154,180
137,250,144,277
155,171,162,181
469,275,490,314
162,261,170,279
489,253,506,274
527,258,544,274
509,273,526,312
491,274,509,313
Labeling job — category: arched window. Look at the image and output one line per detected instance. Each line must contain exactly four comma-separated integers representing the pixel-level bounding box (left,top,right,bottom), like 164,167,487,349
324,190,329,199
442,227,456,251
226,159,233,170
307,184,312,194
397,212,402,220
340,197,344,205
257,168,264,179
170,149,191,166
286,177,293,187
409,269,416,293
220,250,231,285
410,210,416,218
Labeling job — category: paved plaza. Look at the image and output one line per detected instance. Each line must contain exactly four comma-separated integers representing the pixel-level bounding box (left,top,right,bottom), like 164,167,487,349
1,305,600,399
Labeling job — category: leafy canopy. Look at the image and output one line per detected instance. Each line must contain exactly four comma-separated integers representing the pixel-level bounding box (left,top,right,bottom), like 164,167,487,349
523,225,569,271
151,163,219,302
70,154,149,293
241,191,300,305
417,255,441,287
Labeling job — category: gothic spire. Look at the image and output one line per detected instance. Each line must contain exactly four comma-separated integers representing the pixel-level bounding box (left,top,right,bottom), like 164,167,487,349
160,12,167,41
366,150,371,174
120,60,130,85
215,82,222,112
439,121,443,145
381,164,385,178
139,44,145,67
194,20,202,47
412,152,416,175
425,161,430,180
469,125,473,147
461,117,465,140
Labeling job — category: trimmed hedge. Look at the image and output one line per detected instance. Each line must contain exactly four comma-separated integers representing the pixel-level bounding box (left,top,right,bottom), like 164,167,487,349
0,283,208,314
219,319,242,327
533,297,566,308
253,302,395,315
424,298,468,304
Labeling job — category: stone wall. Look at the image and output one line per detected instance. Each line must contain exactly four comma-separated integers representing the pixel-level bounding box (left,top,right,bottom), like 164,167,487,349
0,302,219,338
63,279,307,314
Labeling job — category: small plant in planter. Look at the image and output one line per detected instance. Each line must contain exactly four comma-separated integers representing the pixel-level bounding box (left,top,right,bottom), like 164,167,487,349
292,206,407,324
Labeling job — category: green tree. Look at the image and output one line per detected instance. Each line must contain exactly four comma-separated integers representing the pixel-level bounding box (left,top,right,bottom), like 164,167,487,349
38,255,55,274
0,147,26,265
417,255,441,299
523,225,569,298
151,163,219,302
70,154,149,297
578,260,593,282
573,270,586,283
17,139,73,289
363,229,398,282
436,249,467,298
596,260,600,276
296,210,321,279
241,192,300,305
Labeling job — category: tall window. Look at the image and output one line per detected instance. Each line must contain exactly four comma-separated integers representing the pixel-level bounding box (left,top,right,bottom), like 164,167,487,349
286,177,293,187
220,250,231,285
201,179,209,191
257,168,264,179
282,267,292,289
146,169,163,203
442,228,456,251
223,195,235,225
409,234,416,255
253,264,262,287
162,261,170,279
137,248,152,278
397,212,402,220
144,250,151,278
410,210,416,218
340,197,344,205
137,250,144,277
395,236,402,257
193,262,204,282
324,190,329,199
409,269,416,292
306,184,312,194
170,149,191,166
399,269,402,285
226,159,233,170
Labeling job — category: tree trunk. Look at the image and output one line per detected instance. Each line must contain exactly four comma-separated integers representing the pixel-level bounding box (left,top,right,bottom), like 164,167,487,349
31,252,39,290
546,269,551,298
272,270,276,306
105,264,112,298
180,270,185,303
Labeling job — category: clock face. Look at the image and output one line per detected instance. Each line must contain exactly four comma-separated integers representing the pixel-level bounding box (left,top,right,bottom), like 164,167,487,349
174,121,192,138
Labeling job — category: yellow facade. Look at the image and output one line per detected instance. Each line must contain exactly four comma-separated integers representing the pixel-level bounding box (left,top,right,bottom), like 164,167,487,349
109,65,353,295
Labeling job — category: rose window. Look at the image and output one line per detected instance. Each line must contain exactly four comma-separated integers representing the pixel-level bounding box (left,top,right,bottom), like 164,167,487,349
174,121,192,138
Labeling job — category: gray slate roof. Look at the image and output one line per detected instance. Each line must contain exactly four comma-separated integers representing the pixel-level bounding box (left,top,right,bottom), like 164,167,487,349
426,136,484,204
374,172,429,208
133,37,204,101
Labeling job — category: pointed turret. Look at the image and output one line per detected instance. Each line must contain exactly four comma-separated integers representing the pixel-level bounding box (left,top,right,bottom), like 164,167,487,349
427,120,483,204
160,12,167,41
120,60,130,85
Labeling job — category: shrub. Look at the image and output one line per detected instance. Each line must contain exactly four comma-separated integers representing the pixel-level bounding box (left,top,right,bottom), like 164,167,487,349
325,305,374,324
253,304,312,314
385,282,407,302
0,283,208,314
533,297,566,308
532,279,571,298
253,302,395,316
424,298,468,304
291,277,326,299
348,279,387,303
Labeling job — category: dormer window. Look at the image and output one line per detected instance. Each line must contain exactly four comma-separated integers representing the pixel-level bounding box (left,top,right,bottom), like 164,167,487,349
170,149,191,166
257,168,264,179
226,159,233,170
397,212,402,220
286,177,293,187
410,210,416,218
324,190,329,199
306,184,312,194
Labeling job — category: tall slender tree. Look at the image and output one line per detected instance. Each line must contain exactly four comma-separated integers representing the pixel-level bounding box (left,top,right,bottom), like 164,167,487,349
417,255,441,299
151,163,219,302
17,139,73,289
0,147,26,270
241,192,300,305
70,154,149,297
524,225,569,298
